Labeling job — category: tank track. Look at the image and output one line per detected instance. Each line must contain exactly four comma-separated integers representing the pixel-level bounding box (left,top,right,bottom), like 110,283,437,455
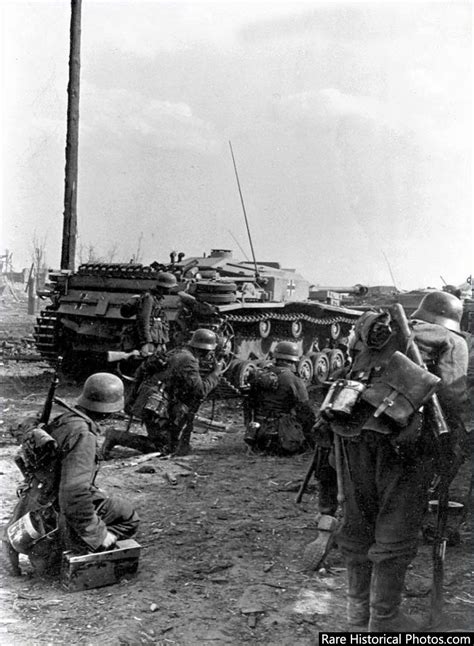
224,312,356,326
34,310,60,361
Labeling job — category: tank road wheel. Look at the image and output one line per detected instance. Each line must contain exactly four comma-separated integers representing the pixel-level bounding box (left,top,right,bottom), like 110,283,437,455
258,320,271,338
217,322,235,373
297,356,314,386
231,360,257,390
330,322,341,341
327,349,345,377
309,352,330,386
291,320,303,339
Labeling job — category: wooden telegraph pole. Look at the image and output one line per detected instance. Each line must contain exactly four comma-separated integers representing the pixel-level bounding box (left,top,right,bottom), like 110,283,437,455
60,0,82,271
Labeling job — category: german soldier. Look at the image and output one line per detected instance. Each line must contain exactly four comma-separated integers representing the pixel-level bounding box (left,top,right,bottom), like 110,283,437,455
243,341,314,454
3,373,140,577
330,292,469,631
103,328,222,457
121,271,177,357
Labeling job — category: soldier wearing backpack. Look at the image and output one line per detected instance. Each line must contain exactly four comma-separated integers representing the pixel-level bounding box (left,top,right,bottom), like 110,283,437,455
320,293,469,632
243,341,315,454
102,329,222,457
3,373,139,577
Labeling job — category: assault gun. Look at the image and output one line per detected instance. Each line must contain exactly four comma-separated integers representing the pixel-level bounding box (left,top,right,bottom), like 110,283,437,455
39,355,63,425
390,303,450,628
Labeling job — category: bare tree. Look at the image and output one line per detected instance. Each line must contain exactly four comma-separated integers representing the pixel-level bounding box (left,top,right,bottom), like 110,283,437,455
85,244,102,263
78,239,104,264
30,232,48,290
130,233,144,263
105,242,119,263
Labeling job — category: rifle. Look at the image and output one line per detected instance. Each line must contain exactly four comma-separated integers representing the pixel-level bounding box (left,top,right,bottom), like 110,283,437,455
296,419,328,504
39,356,63,425
106,350,140,363
390,304,450,628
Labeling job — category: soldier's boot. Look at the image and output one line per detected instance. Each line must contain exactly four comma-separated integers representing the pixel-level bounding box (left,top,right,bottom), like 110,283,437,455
174,423,193,456
318,460,338,517
302,514,338,571
102,429,155,459
1,539,21,577
145,423,171,455
243,422,259,448
369,558,424,632
346,561,372,631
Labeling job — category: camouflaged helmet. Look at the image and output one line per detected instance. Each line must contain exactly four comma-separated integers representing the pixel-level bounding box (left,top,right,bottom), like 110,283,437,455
77,373,124,413
189,328,217,351
154,272,177,291
273,341,300,362
411,291,463,333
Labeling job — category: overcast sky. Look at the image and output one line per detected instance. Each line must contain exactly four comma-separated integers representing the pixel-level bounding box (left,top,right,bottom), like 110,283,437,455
1,0,472,289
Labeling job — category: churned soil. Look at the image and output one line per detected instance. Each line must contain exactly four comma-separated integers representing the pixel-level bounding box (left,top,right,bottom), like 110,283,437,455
0,297,473,646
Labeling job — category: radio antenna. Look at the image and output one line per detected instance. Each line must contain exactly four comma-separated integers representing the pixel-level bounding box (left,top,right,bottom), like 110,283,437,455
228,229,250,261
382,250,399,291
229,141,259,279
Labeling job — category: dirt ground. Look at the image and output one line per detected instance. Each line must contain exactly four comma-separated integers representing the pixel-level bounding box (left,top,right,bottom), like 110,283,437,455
0,296,473,646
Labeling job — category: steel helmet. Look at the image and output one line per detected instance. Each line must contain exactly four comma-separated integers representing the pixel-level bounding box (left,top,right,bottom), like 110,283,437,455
155,272,177,290
189,329,217,351
77,373,124,413
273,341,300,362
411,291,463,332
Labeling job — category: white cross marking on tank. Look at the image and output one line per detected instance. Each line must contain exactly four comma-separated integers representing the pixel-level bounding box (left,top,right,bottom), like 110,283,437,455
287,280,296,297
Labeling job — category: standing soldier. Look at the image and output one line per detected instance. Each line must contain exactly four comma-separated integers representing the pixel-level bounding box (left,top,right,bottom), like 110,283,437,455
327,292,469,632
3,373,140,577
103,329,222,457
243,341,314,454
121,271,177,357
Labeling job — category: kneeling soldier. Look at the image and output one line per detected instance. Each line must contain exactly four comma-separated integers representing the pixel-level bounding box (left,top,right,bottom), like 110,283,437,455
243,341,314,454
3,373,139,577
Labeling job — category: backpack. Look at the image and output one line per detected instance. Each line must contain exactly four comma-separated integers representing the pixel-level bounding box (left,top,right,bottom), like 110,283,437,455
256,415,306,455
251,366,279,392
17,423,58,477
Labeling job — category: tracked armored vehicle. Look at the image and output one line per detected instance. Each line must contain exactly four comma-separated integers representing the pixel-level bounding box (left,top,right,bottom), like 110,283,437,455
35,249,362,389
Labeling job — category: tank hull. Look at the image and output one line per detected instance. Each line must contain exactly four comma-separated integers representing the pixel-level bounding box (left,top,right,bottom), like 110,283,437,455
34,250,362,388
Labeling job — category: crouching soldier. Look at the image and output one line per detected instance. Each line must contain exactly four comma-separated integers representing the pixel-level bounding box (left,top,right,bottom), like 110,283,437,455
103,329,222,457
243,341,315,454
3,373,139,577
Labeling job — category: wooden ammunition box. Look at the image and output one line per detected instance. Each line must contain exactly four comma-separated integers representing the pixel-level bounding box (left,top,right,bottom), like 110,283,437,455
61,539,141,592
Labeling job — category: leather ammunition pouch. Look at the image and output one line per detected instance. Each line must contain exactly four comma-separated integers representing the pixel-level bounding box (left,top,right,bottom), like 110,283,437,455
253,414,306,454
320,379,366,418
143,385,169,420
361,351,441,427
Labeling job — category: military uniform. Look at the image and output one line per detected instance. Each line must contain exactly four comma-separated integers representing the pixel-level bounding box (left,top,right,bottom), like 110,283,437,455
336,309,469,631
121,292,169,353
162,346,221,454
245,364,314,454
6,409,139,575
108,345,221,457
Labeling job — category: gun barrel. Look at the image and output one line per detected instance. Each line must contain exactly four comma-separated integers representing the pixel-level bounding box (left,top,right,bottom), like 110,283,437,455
39,356,63,425
311,285,369,297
